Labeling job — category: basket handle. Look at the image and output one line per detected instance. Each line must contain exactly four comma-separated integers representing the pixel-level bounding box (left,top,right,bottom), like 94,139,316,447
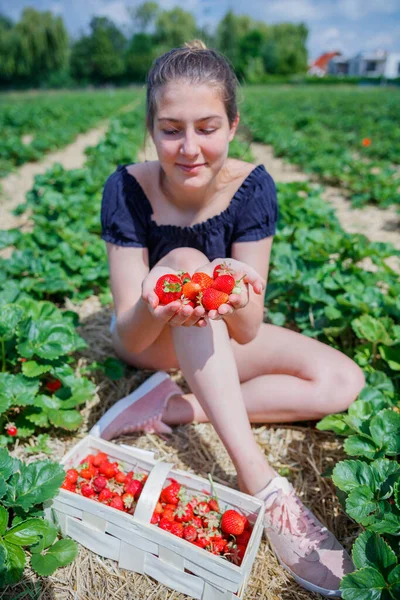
134,459,174,524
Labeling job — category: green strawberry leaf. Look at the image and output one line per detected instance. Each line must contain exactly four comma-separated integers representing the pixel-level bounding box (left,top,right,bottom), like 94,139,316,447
30,522,58,554
344,435,378,460
316,413,353,436
378,346,400,371
352,530,397,573
394,481,400,511
332,460,376,494
47,409,82,430
2,541,25,585
0,506,8,536
370,410,400,456
0,304,24,341
0,448,19,481
388,565,400,599
30,538,78,576
346,486,378,524
4,460,64,510
4,518,48,546
22,361,53,378
340,566,387,600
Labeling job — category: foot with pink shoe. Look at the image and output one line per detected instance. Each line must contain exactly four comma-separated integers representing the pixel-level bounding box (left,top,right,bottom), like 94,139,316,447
90,371,354,597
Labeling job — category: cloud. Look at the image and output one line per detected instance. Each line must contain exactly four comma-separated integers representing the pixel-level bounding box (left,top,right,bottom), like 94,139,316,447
337,0,400,20
95,0,130,25
266,0,330,21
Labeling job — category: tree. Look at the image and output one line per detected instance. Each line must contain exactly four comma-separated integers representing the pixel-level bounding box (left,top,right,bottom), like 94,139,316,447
125,32,157,82
216,11,240,68
154,7,197,48
263,23,308,75
130,2,159,33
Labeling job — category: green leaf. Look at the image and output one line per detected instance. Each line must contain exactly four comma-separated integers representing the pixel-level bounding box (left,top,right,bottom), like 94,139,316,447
388,565,400,599
0,448,18,481
34,394,61,411
352,530,397,573
0,477,7,501
344,435,378,460
0,304,24,341
379,346,400,371
395,481,400,511
370,410,400,456
47,409,82,430
0,506,8,536
346,486,378,524
352,315,393,345
4,518,48,546
22,361,53,378
29,522,58,554
30,538,78,576
0,373,39,409
5,461,65,510
103,357,125,380
2,541,25,585
17,319,76,360
316,413,353,436
333,460,375,493
341,566,387,600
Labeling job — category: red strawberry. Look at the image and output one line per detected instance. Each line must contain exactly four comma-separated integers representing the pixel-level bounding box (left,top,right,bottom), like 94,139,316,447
241,515,250,530
183,525,197,542
45,378,62,393
121,492,134,509
226,542,246,565
175,503,194,523
170,522,184,538
193,538,208,549
93,476,108,492
191,516,202,529
178,270,192,284
208,498,220,512
61,480,76,492
80,454,95,465
182,281,202,302
160,480,181,505
99,461,117,479
80,464,96,480
235,529,251,545
159,518,174,532
155,274,182,305
191,272,214,291
115,471,127,484
93,452,108,467
209,538,227,554
212,274,235,294
151,512,161,524
212,262,234,279
194,501,211,516
65,469,79,484
199,288,229,311
125,479,144,499
221,510,245,536
98,488,113,503
109,496,125,511
80,483,95,498
5,424,17,437
154,502,163,514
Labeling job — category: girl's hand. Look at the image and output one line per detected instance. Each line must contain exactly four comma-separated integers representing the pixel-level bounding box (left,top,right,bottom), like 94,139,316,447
194,258,266,321
142,266,206,328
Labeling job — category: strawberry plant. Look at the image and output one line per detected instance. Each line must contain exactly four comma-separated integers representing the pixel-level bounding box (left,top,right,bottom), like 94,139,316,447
0,447,78,588
0,298,95,445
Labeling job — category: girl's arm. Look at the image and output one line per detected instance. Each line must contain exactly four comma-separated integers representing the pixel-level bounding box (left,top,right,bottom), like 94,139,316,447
215,237,274,344
106,243,166,354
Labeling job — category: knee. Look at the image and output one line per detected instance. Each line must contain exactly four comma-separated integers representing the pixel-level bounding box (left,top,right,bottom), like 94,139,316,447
318,362,366,416
160,247,209,273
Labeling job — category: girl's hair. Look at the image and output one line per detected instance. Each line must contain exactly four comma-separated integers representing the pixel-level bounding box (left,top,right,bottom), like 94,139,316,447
146,39,239,131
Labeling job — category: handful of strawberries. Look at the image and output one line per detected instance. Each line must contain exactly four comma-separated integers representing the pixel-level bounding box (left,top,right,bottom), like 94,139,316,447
154,261,245,311
61,450,252,565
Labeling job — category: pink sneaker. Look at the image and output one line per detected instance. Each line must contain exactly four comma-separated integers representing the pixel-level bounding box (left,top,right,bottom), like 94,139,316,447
256,476,354,597
90,372,183,440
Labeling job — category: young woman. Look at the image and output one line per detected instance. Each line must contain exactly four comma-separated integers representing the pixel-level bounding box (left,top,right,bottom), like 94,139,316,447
92,40,365,597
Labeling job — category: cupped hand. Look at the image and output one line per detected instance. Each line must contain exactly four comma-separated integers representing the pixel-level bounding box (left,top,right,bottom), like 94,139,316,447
194,258,266,321
141,266,207,328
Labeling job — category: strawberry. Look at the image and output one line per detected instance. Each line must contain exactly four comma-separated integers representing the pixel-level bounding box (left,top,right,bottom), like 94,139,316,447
161,508,175,521
154,502,163,514
93,476,108,492
194,501,211,516
182,281,202,301
93,452,108,467
160,480,181,505
199,288,229,311
235,529,251,545
61,480,76,492
226,542,246,565
109,496,125,511
98,488,113,503
212,262,234,279
191,516,203,529
191,272,214,291
121,492,134,509
183,525,197,542
99,461,117,479
155,274,182,305
241,515,250,530
208,498,220,512
5,424,17,437
151,512,161,525
209,538,227,554
125,479,143,499
178,270,192,284
170,522,184,538
212,274,235,294
193,538,208,549
220,510,245,536
65,469,79,484
80,483,95,498
80,464,96,480
159,518,174,532
80,454,95,465
45,378,62,393
175,503,194,523
115,471,127,484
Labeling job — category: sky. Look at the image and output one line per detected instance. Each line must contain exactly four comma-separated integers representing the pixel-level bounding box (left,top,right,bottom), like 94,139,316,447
0,0,399,61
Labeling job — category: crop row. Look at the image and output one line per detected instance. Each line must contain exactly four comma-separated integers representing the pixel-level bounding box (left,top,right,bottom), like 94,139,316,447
0,89,138,177
242,86,400,209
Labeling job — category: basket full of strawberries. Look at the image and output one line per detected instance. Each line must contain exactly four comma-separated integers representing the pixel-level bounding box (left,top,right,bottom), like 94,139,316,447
45,436,265,600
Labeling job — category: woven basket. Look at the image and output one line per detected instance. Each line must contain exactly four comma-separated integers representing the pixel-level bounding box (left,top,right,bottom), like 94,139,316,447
44,436,265,600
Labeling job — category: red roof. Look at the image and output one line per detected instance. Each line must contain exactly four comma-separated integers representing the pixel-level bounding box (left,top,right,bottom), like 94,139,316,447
311,52,341,71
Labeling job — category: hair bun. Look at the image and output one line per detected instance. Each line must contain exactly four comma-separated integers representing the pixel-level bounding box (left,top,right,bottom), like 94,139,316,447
183,39,207,50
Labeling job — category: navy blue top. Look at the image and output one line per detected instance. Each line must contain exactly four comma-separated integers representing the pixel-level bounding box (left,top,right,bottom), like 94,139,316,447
101,163,278,269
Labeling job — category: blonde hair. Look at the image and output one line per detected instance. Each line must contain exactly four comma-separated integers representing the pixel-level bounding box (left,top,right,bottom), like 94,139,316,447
146,39,239,131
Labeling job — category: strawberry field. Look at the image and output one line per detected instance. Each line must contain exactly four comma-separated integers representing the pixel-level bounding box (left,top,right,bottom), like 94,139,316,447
0,86,399,600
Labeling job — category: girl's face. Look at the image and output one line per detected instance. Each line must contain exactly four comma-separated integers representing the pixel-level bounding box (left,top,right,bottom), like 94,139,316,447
149,80,239,193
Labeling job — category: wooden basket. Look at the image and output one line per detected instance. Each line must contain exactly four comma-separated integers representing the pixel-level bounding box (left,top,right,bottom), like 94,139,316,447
44,436,265,600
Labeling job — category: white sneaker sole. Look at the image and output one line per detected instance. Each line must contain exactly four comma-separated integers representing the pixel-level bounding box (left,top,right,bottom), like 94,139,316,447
89,371,170,438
